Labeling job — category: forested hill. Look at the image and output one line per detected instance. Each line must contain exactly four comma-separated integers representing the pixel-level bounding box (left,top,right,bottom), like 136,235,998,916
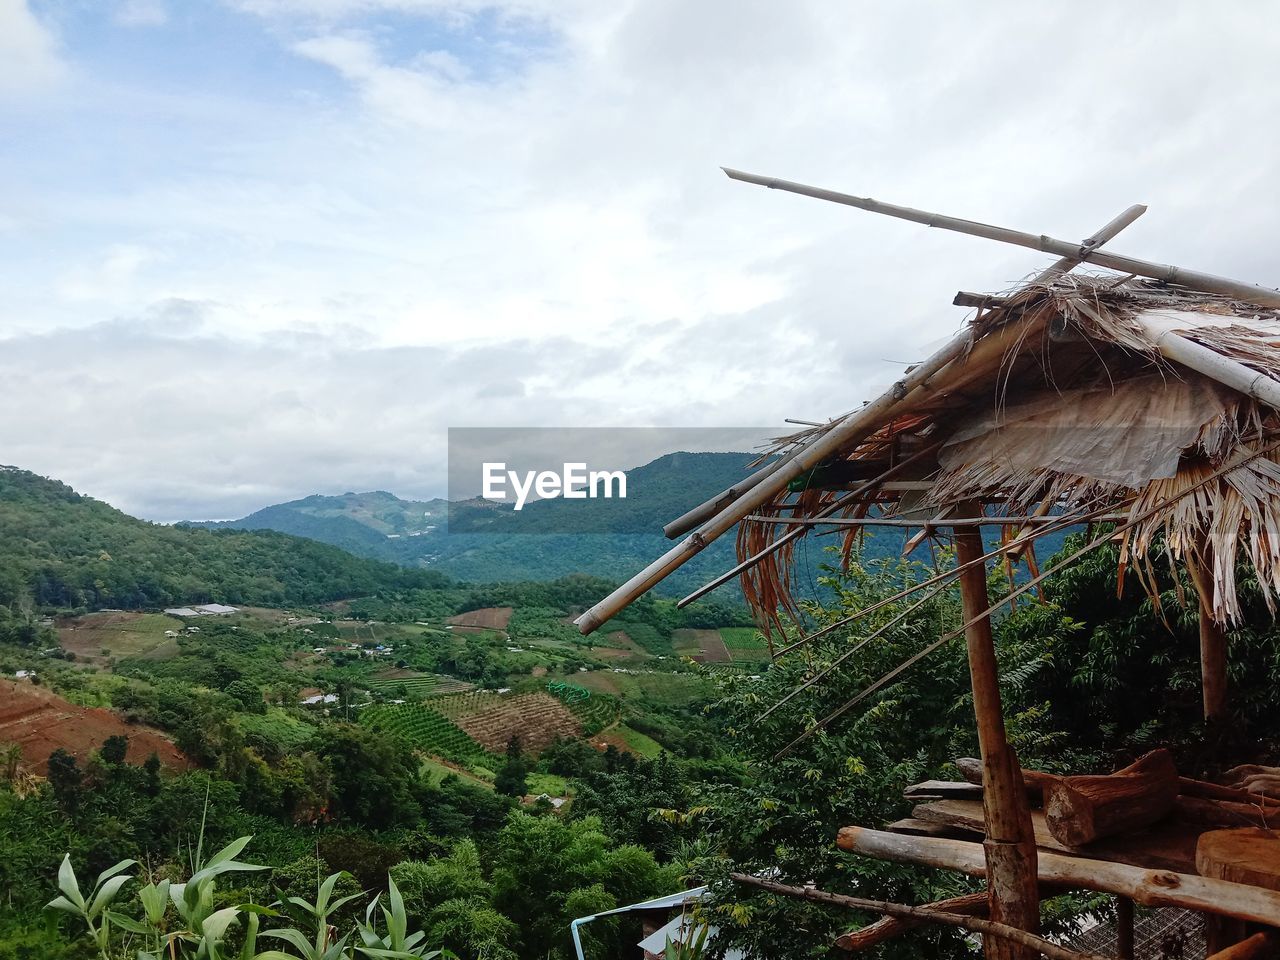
0,467,444,611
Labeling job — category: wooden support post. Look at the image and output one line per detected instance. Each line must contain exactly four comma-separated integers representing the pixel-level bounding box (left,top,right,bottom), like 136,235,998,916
1115,896,1134,960
1186,555,1229,723
953,509,1040,960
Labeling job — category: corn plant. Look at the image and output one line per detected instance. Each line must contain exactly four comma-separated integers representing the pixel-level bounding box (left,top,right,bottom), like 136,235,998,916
47,837,445,960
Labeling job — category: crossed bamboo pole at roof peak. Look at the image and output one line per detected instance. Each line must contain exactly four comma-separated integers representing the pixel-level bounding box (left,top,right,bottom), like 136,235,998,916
575,197,1159,636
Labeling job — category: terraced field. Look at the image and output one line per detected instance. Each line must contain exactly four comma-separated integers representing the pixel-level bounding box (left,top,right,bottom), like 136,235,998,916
719,627,772,663
431,691,581,754
548,681,620,734
672,628,730,663
360,703,489,763
367,671,473,697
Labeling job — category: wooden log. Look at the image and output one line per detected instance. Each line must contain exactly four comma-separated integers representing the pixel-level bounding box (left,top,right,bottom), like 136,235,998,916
956,757,1053,799
1175,796,1272,830
835,890,990,952
837,827,1280,927
1206,931,1279,960
728,873,1109,960
912,799,1200,872
1183,777,1280,809
904,780,986,801
1197,829,1280,892
886,817,969,838
1043,749,1180,847
954,516,1040,960
723,167,1280,308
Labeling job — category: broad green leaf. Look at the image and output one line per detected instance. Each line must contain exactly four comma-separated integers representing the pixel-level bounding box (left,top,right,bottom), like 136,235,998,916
200,906,242,943
88,874,134,918
103,910,152,935
316,872,340,914
206,836,254,869
260,927,314,956
140,880,170,925
95,858,138,888
45,894,81,915
57,855,85,908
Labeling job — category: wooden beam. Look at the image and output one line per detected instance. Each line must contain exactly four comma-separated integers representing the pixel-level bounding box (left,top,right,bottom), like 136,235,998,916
742,513,1121,528
1187,555,1229,722
953,512,1040,960
1206,932,1279,960
1116,896,1134,960
835,890,990,952
722,168,1280,309
729,873,1108,960
589,201,1150,629
837,827,1280,927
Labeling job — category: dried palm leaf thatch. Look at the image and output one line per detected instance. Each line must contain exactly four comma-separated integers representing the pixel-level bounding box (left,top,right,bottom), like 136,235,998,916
737,273,1280,630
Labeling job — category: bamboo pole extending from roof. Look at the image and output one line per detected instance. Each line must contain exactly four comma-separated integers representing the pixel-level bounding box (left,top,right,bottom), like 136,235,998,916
671,204,1146,604
723,168,1280,309
1135,315,1280,410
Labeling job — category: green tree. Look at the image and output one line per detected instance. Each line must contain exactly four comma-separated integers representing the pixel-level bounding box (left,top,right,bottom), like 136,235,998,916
46,749,83,811
494,736,528,797
98,735,128,766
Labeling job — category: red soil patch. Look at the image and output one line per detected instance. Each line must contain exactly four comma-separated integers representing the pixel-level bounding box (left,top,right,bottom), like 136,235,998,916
0,679,191,772
453,692,581,754
448,606,514,631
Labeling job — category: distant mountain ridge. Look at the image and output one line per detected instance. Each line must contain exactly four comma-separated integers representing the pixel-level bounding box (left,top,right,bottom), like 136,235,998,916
187,452,770,593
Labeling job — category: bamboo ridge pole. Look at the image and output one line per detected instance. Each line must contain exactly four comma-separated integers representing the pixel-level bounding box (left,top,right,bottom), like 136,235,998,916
729,873,1108,960
589,203,1152,632
742,513,1123,528
673,202,1146,581
773,436,1280,759
1136,316,1280,412
722,168,1280,309
837,828,1280,927
577,319,1044,635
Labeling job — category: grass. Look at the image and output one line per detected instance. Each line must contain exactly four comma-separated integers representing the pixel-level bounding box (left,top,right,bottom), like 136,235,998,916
236,709,316,750
614,725,663,758
420,756,493,789
57,612,180,663
525,771,569,796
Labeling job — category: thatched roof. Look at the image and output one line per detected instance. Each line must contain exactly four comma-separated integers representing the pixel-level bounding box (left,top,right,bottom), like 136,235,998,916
739,273,1280,631
574,172,1280,647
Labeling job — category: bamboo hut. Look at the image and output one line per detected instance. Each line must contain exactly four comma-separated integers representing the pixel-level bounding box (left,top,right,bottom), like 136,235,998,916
575,170,1280,960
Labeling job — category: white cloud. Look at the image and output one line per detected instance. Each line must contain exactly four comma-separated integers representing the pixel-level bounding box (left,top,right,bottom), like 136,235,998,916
116,0,169,27
0,0,65,97
3,1,1280,518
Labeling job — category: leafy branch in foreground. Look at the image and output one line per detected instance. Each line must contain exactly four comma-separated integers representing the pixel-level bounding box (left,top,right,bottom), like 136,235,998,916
47,836,448,960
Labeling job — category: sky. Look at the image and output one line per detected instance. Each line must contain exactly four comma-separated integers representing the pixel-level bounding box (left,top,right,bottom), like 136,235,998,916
2,0,1279,521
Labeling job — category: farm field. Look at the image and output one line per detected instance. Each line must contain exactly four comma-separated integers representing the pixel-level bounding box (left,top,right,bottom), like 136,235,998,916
421,755,493,789
56,611,181,665
672,628,730,663
719,627,772,663
448,606,514,631
368,669,474,697
361,703,490,763
0,678,190,770
575,668,712,706
444,691,581,753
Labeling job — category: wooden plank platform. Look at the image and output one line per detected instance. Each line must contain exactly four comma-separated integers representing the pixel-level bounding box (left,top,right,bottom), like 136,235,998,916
908,799,1202,873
